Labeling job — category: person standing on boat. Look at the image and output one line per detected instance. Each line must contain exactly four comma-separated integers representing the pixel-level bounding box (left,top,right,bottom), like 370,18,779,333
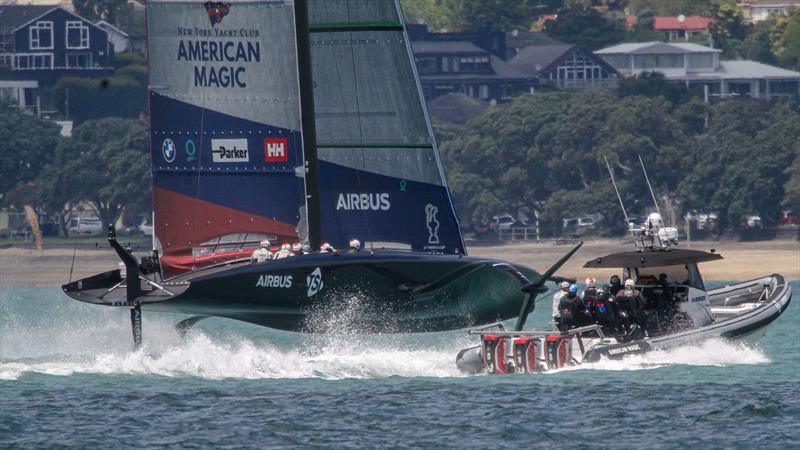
615,279,646,333
552,281,570,324
592,286,619,334
250,240,273,263
608,275,623,296
558,284,588,331
320,242,336,253
582,277,599,310
274,243,293,259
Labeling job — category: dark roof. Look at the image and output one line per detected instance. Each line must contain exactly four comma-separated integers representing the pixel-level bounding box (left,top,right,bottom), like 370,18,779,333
509,44,575,74
419,54,529,82
411,40,486,55
583,249,723,269
505,30,561,49
0,5,55,30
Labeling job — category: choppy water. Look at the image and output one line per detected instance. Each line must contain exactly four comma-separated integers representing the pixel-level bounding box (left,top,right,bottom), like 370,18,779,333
1,282,798,448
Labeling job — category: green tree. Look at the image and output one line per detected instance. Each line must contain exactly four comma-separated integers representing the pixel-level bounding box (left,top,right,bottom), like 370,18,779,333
627,0,715,16
73,0,126,23
452,0,535,31
544,4,625,49
783,156,800,214
54,118,150,230
0,110,62,201
677,101,800,228
776,7,800,69
709,1,747,55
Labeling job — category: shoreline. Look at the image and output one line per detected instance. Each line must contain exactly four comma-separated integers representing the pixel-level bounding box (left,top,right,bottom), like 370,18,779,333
1,238,798,288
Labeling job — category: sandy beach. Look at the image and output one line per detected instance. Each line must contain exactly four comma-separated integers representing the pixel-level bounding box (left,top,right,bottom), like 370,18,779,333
1,238,797,288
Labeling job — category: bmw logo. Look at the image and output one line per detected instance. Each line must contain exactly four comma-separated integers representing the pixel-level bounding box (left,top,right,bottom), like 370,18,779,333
162,138,176,163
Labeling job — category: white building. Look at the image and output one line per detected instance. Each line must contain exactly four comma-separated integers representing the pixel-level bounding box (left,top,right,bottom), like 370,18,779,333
740,1,800,23
595,42,800,101
0,80,39,114
95,20,130,53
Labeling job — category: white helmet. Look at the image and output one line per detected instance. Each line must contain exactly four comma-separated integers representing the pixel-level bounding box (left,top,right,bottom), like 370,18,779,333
291,242,302,252
625,278,635,288
648,212,663,228
259,239,271,249
320,242,333,252
560,281,570,289
349,238,361,250
281,243,291,251
585,277,596,288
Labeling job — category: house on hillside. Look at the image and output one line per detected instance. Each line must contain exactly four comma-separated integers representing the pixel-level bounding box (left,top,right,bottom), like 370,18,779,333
509,44,618,89
0,5,112,85
740,0,800,23
411,40,533,102
596,42,800,101
654,16,712,42
95,20,143,53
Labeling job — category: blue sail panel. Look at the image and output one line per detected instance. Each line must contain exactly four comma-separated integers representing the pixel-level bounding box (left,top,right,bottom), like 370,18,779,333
308,0,466,254
147,0,307,274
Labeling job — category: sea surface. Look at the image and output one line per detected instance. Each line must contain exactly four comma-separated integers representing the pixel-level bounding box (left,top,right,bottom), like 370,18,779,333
1,281,798,449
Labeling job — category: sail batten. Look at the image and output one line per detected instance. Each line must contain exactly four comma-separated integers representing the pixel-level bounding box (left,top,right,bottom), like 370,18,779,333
308,0,465,254
148,0,308,275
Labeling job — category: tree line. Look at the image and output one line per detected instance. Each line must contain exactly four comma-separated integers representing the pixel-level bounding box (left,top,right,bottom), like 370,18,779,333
0,112,148,236
436,88,800,236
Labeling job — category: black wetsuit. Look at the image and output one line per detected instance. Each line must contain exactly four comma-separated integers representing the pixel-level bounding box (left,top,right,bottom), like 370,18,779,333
591,290,619,334
615,288,646,331
558,293,588,331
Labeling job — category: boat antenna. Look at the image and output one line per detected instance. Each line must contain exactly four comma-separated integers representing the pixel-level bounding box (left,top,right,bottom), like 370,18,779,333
638,154,661,218
604,156,631,228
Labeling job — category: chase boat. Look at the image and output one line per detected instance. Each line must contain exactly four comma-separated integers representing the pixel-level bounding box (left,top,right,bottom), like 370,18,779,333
456,217,792,374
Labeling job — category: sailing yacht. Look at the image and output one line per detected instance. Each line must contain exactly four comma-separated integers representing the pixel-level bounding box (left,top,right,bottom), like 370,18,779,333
62,0,578,345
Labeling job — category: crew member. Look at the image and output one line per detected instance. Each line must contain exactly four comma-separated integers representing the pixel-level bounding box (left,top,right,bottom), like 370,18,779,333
582,277,599,310
552,281,570,324
274,243,293,259
615,279,646,334
348,238,361,252
558,284,588,331
591,286,619,335
301,243,311,255
320,243,336,253
250,240,272,263
291,242,302,256
608,275,623,296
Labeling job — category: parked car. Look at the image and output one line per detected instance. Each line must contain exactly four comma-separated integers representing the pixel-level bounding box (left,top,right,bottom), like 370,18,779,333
138,219,153,236
490,214,525,232
778,210,798,226
68,217,103,236
742,215,763,230
562,214,602,236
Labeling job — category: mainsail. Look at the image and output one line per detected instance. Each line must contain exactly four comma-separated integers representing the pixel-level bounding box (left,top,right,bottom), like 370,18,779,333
147,0,466,276
147,0,308,275
308,0,465,254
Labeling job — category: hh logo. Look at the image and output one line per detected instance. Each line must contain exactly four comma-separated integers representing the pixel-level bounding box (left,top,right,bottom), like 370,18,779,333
204,1,231,27
264,137,288,163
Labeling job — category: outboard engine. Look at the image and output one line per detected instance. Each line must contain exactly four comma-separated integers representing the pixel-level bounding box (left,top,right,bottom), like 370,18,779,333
513,337,542,373
482,335,511,374
545,335,572,370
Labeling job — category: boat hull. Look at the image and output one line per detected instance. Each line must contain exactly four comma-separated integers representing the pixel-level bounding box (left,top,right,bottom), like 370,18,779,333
63,251,542,333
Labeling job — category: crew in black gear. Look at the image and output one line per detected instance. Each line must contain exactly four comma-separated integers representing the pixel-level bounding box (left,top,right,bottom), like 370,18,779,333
615,279,647,337
558,284,590,331
591,286,619,335
609,275,623,296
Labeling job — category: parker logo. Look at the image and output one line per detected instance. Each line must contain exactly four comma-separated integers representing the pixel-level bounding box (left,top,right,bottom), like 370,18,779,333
203,1,231,26
336,193,390,211
211,138,249,162
256,274,292,288
264,137,288,163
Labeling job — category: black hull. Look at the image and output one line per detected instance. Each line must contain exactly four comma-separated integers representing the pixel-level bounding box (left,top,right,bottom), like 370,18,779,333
63,251,542,333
